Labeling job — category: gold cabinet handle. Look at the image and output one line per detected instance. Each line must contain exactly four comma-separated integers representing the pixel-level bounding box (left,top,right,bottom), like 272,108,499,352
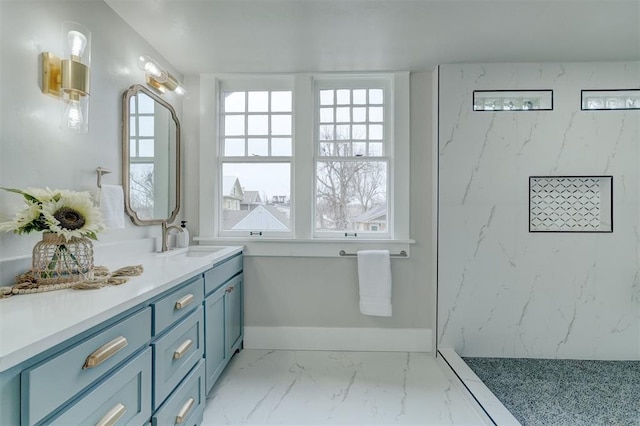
175,397,195,424
83,336,128,369
173,339,193,360
95,402,126,426
175,293,195,310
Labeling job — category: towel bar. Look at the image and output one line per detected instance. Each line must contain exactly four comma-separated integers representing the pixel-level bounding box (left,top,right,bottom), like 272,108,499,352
339,250,407,257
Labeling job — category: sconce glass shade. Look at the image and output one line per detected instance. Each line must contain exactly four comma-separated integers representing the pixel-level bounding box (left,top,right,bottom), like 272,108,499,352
61,22,91,132
40,22,91,132
138,55,185,95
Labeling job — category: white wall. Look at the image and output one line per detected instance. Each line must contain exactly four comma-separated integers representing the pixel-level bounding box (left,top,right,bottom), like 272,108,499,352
0,1,183,263
437,62,640,360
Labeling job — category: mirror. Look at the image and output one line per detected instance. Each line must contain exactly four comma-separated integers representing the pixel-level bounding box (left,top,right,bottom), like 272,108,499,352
122,84,180,225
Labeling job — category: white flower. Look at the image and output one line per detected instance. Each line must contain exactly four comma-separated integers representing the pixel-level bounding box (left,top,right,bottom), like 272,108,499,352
1,187,105,240
41,191,105,241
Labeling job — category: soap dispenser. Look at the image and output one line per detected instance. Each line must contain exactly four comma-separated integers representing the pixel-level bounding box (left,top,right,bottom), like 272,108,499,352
177,221,190,248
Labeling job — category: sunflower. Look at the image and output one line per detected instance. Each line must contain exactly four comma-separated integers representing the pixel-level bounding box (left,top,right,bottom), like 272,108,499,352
41,190,105,241
0,201,44,234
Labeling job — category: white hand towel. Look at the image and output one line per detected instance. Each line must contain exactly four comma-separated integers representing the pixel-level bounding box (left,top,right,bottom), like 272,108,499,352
98,184,125,229
357,250,392,317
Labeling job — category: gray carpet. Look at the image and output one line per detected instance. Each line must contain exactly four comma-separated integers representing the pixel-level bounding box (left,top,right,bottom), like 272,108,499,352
463,357,640,426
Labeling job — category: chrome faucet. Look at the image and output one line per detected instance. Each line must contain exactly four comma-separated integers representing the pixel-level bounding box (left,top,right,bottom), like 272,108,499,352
161,221,184,252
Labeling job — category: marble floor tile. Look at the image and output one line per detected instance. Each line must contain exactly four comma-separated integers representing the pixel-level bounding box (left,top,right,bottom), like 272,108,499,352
202,350,487,425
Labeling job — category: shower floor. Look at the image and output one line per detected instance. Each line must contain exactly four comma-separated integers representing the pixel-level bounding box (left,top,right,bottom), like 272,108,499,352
463,357,640,426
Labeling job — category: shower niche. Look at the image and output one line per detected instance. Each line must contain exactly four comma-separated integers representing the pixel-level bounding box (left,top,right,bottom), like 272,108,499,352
529,175,613,233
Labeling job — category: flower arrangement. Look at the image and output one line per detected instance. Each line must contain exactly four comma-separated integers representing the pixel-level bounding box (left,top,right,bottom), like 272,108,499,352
0,187,105,240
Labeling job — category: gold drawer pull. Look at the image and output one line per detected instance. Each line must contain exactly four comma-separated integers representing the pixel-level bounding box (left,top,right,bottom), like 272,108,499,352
83,336,128,369
175,397,195,424
173,339,193,360
95,402,126,426
175,294,195,310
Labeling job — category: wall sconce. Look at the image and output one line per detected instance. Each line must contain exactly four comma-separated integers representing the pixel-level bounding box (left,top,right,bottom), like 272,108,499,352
41,22,91,133
137,55,185,95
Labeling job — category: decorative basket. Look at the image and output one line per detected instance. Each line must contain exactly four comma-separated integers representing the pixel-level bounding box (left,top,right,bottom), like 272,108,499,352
32,232,94,285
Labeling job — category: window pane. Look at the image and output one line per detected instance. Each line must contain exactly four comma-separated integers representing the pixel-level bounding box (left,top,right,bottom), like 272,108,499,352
248,115,268,135
352,124,367,140
319,125,334,141
271,115,292,136
336,89,350,105
353,89,367,104
221,163,291,231
248,91,269,112
369,107,383,122
224,138,245,156
272,138,292,156
353,142,366,156
138,93,154,113
271,91,292,112
129,163,155,220
353,107,366,123
139,116,154,137
320,90,334,105
369,124,383,140
224,91,245,112
129,117,136,135
336,107,350,122
316,161,387,232
369,89,384,104
248,138,268,156
320,108,334,123
369,142,384,156
319,142,333,156
336,124,350,140
129,139,136,157
139,139,154,157
225,115,245,136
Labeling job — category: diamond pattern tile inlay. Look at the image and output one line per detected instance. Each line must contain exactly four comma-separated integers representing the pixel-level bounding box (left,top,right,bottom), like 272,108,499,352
530,177,604,232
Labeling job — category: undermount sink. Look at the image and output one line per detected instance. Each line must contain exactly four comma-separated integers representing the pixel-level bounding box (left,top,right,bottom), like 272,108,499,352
156,246,228,258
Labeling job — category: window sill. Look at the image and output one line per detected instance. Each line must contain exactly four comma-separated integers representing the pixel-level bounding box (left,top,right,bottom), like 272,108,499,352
193,236,415,258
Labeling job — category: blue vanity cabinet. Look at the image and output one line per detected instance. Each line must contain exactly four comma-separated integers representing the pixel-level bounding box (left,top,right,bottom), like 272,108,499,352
203,254,244,394
21,307,152,426
0,249,243,426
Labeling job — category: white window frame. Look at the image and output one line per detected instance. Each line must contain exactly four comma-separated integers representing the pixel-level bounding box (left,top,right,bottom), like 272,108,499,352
198,72,412,257
216,78,294,238
313,77,393,239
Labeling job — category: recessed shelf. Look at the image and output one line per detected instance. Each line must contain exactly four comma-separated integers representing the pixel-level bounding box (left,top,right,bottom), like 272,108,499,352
529,176,613,233
473,90,553,111
581,89,640,110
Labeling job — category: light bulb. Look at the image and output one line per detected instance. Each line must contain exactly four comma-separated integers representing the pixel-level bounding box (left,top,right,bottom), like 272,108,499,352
63,100,83,130
67,30,87,58
174,86,185,95
137,55,167,82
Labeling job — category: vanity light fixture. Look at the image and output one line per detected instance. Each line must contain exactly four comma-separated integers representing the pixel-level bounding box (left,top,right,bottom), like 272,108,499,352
137,55,185,95
41,22,91,132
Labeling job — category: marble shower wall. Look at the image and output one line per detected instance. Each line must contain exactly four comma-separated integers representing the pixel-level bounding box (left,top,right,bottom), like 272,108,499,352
437,62,640,360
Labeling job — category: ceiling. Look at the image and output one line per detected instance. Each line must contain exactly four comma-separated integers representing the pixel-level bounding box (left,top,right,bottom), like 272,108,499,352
105,0,640,76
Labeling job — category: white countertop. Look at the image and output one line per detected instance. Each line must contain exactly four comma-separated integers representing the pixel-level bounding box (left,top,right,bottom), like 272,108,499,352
0,244,243,372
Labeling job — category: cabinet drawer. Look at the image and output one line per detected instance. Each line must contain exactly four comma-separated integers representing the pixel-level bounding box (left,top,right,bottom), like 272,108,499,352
50,348,152,425
204,254,242,295
152,360,205,426
22,307,152,426
153,306,204,409
153,276,204,336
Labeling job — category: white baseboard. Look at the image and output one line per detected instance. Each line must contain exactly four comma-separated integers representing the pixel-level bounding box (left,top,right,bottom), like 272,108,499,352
244,326,432,352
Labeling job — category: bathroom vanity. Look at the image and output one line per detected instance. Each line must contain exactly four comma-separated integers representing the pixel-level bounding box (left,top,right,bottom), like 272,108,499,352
0,245,243,425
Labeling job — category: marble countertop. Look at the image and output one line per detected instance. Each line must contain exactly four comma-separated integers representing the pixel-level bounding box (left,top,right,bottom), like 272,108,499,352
0,244,243,372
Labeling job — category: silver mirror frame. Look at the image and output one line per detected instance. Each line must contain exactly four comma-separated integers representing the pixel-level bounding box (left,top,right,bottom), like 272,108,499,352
122,84,181,225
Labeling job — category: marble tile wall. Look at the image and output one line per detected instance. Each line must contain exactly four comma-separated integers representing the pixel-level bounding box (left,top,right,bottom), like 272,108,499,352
437,62,640,360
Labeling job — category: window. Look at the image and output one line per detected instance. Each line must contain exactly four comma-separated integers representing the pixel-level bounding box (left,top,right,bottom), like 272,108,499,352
201,73,410,249
129,92,156,219
218,81,293,236
314,80,391,237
